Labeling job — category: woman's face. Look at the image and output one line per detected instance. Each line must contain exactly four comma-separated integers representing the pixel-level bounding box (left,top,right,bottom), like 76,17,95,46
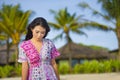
31,25,46,41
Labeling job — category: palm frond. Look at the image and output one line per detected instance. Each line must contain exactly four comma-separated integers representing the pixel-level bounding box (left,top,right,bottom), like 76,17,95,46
82,21,113,31
78,2,90,9
0,34,7,40
71,29,88,37
49,9,57,15
18,10,31,32
52,32,64,42
9,4,20,22
0,22,12,36
48,22,61,29
78,1,115,24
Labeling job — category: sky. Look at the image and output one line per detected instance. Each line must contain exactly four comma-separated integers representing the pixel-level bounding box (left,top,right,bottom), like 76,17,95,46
0,0,118,50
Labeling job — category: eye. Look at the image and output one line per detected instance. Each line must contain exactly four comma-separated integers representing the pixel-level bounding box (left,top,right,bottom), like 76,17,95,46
41,32,45,34
36,31,39,33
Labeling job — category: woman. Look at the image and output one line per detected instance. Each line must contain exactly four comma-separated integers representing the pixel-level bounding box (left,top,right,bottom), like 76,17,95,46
18,17,60,80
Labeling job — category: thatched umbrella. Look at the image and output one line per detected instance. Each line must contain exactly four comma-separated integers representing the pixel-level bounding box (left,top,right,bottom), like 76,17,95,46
57,42,110,60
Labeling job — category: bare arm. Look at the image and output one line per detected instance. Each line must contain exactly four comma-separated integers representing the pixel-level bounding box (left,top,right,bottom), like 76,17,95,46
22,62,29,80
51,59,60,80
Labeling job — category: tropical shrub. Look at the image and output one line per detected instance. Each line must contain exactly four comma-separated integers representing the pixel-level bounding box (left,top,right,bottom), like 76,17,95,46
59,61,70,74
0,65,14,78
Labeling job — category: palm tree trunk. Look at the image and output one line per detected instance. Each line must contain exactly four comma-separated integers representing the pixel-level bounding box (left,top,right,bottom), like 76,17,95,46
68,43,72,73
116,28,120,60
6,37,10,64
67,34,72,73
117,44,120,60
15,43,19,67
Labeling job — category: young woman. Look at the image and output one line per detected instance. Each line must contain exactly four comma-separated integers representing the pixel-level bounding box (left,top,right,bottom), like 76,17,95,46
18,17,60,80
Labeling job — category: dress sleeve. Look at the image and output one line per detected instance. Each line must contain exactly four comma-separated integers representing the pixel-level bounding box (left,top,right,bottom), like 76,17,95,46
50,41,60,59
18,47,28,63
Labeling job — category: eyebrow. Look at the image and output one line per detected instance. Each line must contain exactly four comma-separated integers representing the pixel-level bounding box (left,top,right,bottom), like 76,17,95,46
35,30,45,32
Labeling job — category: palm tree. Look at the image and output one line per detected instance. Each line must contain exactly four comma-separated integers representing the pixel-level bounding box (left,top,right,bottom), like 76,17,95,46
78,0,120,60
49,8,88,72
0,4,32,65
49,7,112,72
49,8,87,42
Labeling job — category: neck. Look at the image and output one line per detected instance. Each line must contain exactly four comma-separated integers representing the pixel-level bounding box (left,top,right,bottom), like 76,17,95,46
31,38,43,43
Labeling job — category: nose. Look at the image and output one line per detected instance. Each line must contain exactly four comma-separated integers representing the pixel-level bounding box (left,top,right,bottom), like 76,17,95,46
38,33,41,37
38,32,43,37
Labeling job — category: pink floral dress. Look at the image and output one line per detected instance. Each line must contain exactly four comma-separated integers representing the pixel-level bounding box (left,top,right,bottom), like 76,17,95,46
18,39,60,80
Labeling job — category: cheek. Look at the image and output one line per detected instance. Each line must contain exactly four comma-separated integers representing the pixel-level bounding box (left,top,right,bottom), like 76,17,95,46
42,33,45,37
32,32,38,37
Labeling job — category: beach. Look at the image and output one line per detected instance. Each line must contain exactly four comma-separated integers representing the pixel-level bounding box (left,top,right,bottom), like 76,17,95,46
0,73,120,80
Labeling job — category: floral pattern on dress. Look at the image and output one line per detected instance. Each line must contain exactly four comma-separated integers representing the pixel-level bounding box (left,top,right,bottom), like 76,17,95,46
18,39,60,80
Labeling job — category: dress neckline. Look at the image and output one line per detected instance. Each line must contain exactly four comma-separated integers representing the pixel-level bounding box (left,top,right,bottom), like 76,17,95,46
29,39,44,55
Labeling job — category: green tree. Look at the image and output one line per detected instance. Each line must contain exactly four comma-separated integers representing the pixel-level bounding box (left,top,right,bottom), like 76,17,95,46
0,4,32,65
49,7,111,72
49,8,87,42
49,8,87,72
78,0,120,60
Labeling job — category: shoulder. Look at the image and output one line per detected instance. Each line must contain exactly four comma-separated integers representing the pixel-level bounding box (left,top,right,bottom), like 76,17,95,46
44,38,53,43
43,38,54,45
19,40,30,47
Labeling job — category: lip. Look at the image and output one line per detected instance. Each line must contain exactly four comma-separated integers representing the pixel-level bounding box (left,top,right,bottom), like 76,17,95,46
37,38,42,40
37,38,40,39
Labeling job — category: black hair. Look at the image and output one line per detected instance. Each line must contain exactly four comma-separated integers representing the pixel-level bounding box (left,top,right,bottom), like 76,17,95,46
25,17,50,40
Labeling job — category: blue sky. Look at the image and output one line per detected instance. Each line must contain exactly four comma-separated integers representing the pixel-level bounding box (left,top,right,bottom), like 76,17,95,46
0,0,118,50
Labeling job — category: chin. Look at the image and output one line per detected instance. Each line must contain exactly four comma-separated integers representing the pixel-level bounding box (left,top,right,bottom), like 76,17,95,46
37,38,42,41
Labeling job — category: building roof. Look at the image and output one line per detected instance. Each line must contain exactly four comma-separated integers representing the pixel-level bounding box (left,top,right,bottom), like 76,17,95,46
57,42,110,60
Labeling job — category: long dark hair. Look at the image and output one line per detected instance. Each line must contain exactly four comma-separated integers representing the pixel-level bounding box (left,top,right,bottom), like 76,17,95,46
25,17,50,40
